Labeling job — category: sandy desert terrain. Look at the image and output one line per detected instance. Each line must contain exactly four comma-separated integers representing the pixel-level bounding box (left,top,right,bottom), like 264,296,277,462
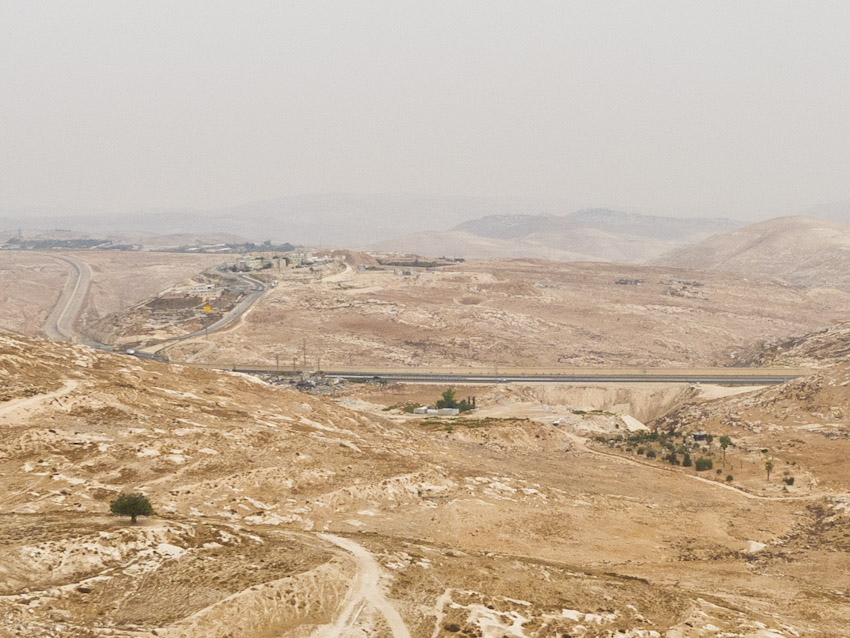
149,257,850,369
1,334,849,637
736,320,850,369
0,253,69,335
653,216,850,292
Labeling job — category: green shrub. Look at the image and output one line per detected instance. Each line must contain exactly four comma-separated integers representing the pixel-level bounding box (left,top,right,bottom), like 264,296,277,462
110,493,154,524
726,474,733,482
682,453,692,467
694,457,713,472
783,476,795,486
646,450,657,459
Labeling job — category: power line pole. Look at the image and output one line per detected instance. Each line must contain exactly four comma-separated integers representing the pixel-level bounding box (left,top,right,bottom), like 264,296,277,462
302,338,307,367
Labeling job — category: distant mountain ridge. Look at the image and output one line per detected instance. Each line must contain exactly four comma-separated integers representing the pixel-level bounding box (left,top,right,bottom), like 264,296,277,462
0,195,587,247
454,208,740,242
374,208,744,263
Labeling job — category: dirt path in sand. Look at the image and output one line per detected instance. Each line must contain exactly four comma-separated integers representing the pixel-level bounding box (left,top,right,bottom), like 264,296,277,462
568,432,828,502
0,380,79,422
313,533,411,638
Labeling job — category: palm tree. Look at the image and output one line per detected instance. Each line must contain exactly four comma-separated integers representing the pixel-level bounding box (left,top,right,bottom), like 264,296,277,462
719,436,732,464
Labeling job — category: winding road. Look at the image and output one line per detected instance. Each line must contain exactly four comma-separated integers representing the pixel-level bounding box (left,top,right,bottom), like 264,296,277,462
40,254,267,355
142,271,267,356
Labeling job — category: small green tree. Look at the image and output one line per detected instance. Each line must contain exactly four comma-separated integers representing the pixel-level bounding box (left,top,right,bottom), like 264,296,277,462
765,459,774,481
436,388,458,409
719,436,732,463
110,492,154,524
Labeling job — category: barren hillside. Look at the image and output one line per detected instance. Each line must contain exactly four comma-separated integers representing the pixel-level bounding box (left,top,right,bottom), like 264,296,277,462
155,258,850,369
652,216,850,291
0,253,68,335
651,363,850,492
2,335,850,636
736,321,850,369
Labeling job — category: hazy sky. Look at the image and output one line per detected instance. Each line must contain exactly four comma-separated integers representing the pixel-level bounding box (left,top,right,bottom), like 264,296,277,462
1,1,849,219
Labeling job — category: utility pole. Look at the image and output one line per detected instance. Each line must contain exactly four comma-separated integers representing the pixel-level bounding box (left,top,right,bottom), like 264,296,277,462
302,338,307,367
275,353,280,372
316,356,321,372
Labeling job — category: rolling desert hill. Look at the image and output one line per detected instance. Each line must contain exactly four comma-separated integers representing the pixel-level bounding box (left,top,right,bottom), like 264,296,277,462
371,209,742,263
736,321,850,369
652,216,850,291
153,257,850,369
2,334,850,636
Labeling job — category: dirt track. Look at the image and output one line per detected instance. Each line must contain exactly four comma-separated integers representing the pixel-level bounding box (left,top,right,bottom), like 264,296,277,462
316,534,411,638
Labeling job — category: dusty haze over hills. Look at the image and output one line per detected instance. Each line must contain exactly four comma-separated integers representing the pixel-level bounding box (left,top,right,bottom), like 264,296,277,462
6,3,850,636
2,3,849,228
371,209,742,262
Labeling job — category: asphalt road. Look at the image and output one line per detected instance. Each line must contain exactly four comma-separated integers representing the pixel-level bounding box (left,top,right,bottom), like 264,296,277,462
41,256,266,356
144,272,267,355
42,254,94,343
232,369,805,385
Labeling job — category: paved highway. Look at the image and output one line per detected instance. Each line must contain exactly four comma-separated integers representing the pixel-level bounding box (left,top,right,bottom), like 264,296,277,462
42,254,95,343
228,368,806,385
